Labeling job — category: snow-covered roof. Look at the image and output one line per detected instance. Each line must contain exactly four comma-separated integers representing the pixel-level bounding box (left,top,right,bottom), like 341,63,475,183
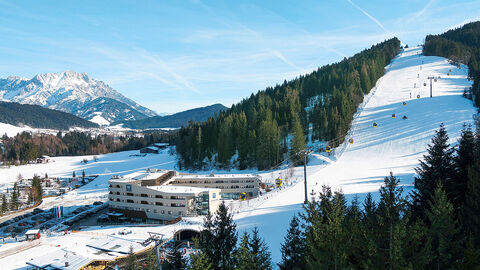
86,236,145,254
152,143,169,147
176,173,260,179
25,229,40,235
26,251,92,270
148,185,218,194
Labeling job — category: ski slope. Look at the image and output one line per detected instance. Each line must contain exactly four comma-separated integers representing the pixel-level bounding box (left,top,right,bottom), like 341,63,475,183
235,46,476,263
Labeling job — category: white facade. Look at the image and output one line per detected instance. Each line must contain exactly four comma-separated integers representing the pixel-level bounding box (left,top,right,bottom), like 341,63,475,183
109,176,220,220
169,173,261,200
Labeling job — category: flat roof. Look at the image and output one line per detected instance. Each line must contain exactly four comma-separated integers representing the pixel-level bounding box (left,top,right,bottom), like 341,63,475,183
87,236,145,254
25,229,40,235
175,173,260,179
148,185,218,194
26,251,92,270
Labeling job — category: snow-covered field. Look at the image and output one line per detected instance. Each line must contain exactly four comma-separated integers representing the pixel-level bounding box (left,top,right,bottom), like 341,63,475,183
0,46,476,268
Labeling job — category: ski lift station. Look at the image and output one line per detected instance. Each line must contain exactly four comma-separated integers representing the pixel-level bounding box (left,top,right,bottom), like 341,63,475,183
108,169,261,220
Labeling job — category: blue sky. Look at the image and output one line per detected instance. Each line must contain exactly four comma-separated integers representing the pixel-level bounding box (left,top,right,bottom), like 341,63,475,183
0,0,479,114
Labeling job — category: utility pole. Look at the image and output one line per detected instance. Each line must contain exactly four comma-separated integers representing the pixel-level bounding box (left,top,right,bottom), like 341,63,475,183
303,149,313,204
427,76,438,98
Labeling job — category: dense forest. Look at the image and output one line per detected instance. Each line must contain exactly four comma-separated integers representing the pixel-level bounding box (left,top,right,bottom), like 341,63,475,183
423,21,480,107
0,101,98,129
0,130,176,165
130,124,480,270
176,38,400,170
116,104,227,129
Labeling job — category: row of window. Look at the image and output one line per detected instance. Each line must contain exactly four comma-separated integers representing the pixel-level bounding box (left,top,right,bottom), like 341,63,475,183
174,179,257,184
109,197,186,207
108,191,186,200
112,205,182,216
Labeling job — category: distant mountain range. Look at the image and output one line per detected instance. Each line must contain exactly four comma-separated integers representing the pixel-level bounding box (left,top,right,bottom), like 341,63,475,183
0,101,98,130
115,103,227,129
0,71,157,124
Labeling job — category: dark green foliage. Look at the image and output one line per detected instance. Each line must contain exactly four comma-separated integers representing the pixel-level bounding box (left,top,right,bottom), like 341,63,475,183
425,185,461,269
125,245,138,270
376,172,407,269
163,240,186,270
278,215,305,270
9,182,19,211
1,194,7,213
235,228,272,270
31,175,43,203
177,38,400,170
423,21,480,107
198,202,237,270
0,101,98,129
116,104,227,129
412,123,455,220
0,130,176,164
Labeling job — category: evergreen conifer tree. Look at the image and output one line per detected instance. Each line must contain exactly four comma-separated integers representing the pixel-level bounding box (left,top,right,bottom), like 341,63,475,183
236,232,254,270
163,240,186,270
425,184,461,269
279,215,305,270
249,227,272,270
1,194,7,213
412,124,455,220
451,125,475,210
198,202,237,270
376,172,407,269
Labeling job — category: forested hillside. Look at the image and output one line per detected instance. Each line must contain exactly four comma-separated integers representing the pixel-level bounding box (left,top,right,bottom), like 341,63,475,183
423,21,480,106
176,38,400,170
0,101,98,129
0,131,176,165
116,103,227,129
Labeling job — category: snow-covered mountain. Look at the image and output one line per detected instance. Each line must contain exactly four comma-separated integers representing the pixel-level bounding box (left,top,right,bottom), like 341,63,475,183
0,71,157,124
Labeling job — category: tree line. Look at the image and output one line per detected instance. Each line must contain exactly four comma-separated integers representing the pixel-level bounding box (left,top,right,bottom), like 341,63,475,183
130,123,480,269
0,130,176,165
176,38,400,170
423,21,480,106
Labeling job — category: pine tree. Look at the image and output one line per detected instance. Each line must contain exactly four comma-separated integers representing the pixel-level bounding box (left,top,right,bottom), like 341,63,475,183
425,184,461,269
198,202,237,270
163,240,186,270
236,232,254,270
279,215,305,270
249,227,272,270
412,124,455,220
462,164,480,243
10,182,19,211
376,172,407,270
125,245,137,270
189,250,213,270
1,194,7,213
451,125,475,210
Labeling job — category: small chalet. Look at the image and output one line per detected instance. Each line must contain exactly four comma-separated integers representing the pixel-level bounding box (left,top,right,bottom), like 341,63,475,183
140,146,159,154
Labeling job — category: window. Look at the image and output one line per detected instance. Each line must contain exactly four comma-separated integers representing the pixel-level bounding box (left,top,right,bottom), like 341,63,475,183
141,201,148,205
154,209,157,213
168,211,172,215
155,202,163,206
212,193,216,199
140,194,148,197
116,184,121,188
117,198,120,202
155,195,163,199
126,184,132,191
178,211,183,215
127,199,134,203
126,193,133,196
116,192,120,195
146,209,150,212
109,198,113,201
161,210,165,214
